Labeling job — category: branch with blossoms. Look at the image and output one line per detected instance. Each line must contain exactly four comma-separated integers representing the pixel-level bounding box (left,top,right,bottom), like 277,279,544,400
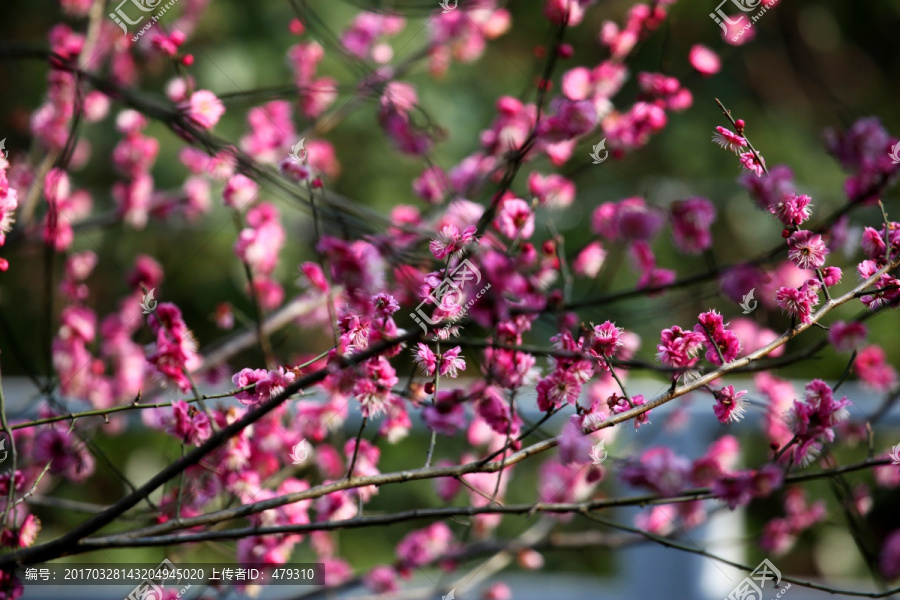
1,0,900,599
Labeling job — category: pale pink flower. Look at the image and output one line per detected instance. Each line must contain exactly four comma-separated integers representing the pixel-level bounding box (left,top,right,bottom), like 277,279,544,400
528,172,576,209
689,45,721,76
223,174,259,209
854,345,898,391
439,346,466,378
186,90,225,129
413,343,438,376
573,241,606,278
495,197,534,239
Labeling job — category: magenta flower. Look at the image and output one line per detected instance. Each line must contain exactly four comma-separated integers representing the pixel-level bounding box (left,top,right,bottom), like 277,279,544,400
413,343,437,376
422,399,467,436
127,254,163,290
657,325,706,369
670,197,716,254
395,522,454,569
712,471,755,509
775,280,820,324
495,197,534,239
544,0,588,26
372,293,400,318
558,416,594,465
537,98,598,143
828,321,867,352
821,266,842,286
413,166,449,204
168,400,212,446
232,368,268,404
429,224,477,259
614,197,665,241
771,193,812,226
353,356,398,418
608,394,651,430
538,461,594,510
33,427,96,482
689,45,721,76
620,447,690,496
528,172,576,209
711,126,746,154
476,385,521,436
694,310,741,365
740,164,795,211
739,151,766,177
861,229,885,264
713,385,748,424
854,345,898,391
786,379,851,465
536,370,583,411
761,518,797,555
787,230,829,270
589,320,623,359
880,530,900,580
234,202,285,277
363,566,399,594
146,303,202,392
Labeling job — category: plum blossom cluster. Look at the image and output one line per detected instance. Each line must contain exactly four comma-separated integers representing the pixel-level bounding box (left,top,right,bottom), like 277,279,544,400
712,122,766,177
0,148,17,271
3,0,900,598
784,379,851,466
824,117,900,204
657,310,741,378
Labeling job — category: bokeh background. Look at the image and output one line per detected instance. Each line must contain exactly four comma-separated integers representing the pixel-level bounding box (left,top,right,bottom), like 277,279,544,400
1,0,900,597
